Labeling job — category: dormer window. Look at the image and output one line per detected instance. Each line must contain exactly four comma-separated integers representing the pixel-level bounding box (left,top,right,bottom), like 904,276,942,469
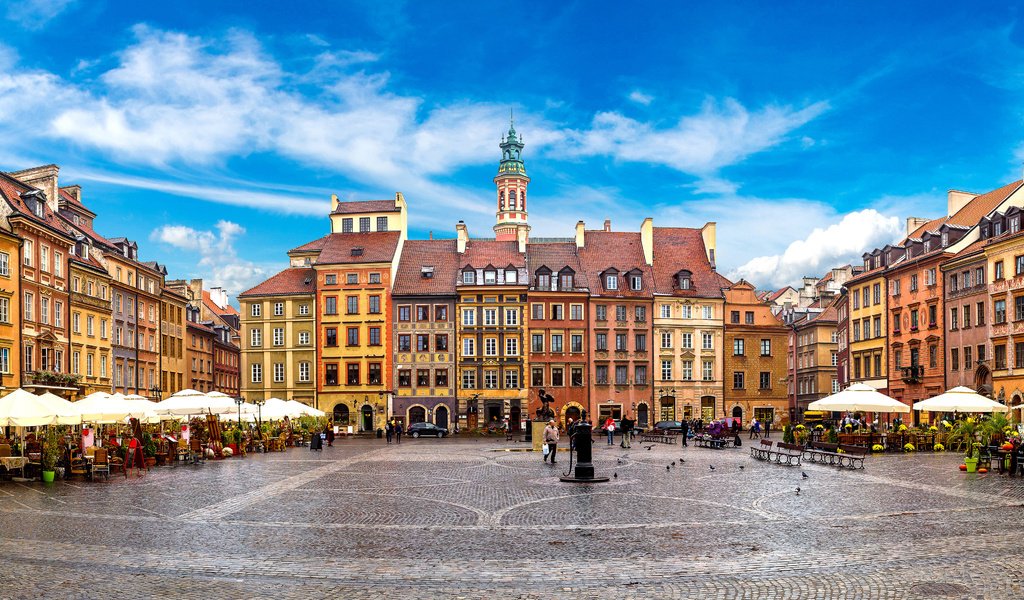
605,274,618,290
924,239,931,252
1012,218,1020,234
630,274,642,291
537,273,551,289
351,248,364,257
421,266,434,279
505,269,517,284
995,221,1004,236
82,244,89,260
33,198,44,218
462,270,476,285
559,271,574,290
677,270,692,290
484,270,496,284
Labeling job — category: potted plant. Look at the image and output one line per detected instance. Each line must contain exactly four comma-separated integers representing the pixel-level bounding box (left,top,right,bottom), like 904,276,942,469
964,442,981,473
41,427,63,483
142,432,157,467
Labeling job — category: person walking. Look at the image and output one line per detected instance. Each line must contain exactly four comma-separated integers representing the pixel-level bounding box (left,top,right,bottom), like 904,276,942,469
620,413,634,449
750,418,760,440
326,422,335,447
395,421,403,444
543,419,559,464
603,416,616,445
680,418,689,447
764,419,771,438
385,421,394,444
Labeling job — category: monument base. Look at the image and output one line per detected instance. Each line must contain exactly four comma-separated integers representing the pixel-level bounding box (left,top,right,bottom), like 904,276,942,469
559,476,610,483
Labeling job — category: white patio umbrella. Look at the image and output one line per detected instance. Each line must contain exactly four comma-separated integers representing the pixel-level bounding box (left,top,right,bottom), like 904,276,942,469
806,383,910,413
257,398,296,420
72,391,134,423
913,386,1010,413
285,400,324,417
0,388,80,427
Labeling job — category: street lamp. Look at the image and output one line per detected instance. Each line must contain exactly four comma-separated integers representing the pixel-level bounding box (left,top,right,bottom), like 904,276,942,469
234,396,244,427
252,398,266,431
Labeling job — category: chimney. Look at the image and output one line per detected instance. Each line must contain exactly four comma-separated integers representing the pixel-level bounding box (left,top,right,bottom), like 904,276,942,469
456,221,468,254
906,217,929,238
603,219,611,232
640,217,653,265
428,230,433,240
946,190,975,217
701,222,717,268
330,194,340,212
10,164,59,212
516,226,528,254
575,220,585,248
60,185,81,204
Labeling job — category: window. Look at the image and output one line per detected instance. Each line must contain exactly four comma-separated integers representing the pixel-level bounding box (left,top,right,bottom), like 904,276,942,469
615,365,628,384
23,240,32,267
346,296,358,314
615,333,627,351
273,363,285,383
342,218,353,233
605,274,618,290
733,339,745,355
681,360,693,380
484,370,498,389
630,274,642,291
347,364,360,385
461,369,476,389
873,283,881,304
702,332,713,350
995,261,1004,280
950,307,959,329
891,279,901,296
359,217,370,232
929,344,938,368
926,268,936,286
505,308,519,326
550,334,563,353
250,329,262,347
0,251,7,276
531,334,544,352
299,362,311,382
40,245,49,272
484,270,496,284
463,338,476,356
484,309,497,326
273,302,284,316
550,367,563,387
745,311,754,324
910,274,918,291
560,273,574,290
299,304,310,316
976,266,986,286
596,305,607,321
325,274,337,285
483,338,496,356
435,369,448,387
251,363,263,383
635,306,646,322
660,305,672,318
702,305,713,320
964,345,973,369
733,371,745,389
417,305,430,321
462,270,476,285
326,328,338,346
977,302,986,325
417,369,430,387
661,332,672,349
731,311,740,324
616,305,627,321
661,360,672,380
366,327,380,346
634,333,646,352
551,304,564,320
325,297,337,315
531,304,544,320
251,303,262,317
831,351,838,367
951,348,960,371
873,316,881,338
570,304,584,320
995,299,1006,324
759,372,771,390
910,309,919,329
949,273,959,293
963,304,971,328
596,333,607,351
634,365,647,384
344,273,358,285
702,360,713,381
760,339,771,356
853,292,860,309
376,216,388,232
347,327,359,346
1017,297,1024,322
504,369,519,389
681,333,693,349
396,305,411,322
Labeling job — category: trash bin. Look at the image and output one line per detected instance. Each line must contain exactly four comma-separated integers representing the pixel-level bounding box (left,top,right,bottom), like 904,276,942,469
376,428,383,439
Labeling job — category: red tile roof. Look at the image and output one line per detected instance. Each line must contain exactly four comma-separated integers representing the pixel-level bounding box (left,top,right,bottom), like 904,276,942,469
202,289,239,316
239,267,316,298
948,180,1021,227
332,199,400,215
392,239,459,296
289,234,330,254
526,242,586,289
577,231,654,298
187,320,218,335
316,231,402,265
0,173,74,239
459,240,525,269
768,286,796,302
651,227,731,298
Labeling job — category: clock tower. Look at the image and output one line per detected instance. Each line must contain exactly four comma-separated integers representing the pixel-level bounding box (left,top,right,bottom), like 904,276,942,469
493,114,531,242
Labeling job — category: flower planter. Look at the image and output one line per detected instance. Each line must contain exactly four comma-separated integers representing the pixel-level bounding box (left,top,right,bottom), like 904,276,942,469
144,457,157,468
42,470,55,483
228,443,239,455
964,457,979,473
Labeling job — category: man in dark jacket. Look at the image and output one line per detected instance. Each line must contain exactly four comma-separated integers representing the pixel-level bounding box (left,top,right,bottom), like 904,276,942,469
680,419,689,446
619,414,634,449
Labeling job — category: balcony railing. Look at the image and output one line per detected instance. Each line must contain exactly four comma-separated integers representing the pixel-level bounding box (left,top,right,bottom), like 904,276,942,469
900,364,924,384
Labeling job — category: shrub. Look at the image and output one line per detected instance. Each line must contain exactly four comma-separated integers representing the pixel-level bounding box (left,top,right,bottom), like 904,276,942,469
933,443,945,452
904,443,916,452
872,444,884,452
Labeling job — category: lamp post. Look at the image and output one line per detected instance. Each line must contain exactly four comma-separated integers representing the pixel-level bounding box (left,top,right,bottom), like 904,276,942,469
253,398,266,431
234,396,244,426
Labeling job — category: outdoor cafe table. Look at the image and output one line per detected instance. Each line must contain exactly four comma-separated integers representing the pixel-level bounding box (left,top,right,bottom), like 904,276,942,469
0,456,28,477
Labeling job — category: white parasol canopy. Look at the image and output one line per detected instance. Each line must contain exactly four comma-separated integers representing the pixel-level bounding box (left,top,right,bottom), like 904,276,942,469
912,386,1010,413
806,383,910,413
0,388,80,426
285,399,324,417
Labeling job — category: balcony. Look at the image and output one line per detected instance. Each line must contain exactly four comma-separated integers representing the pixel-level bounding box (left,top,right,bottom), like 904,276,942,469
900,364,924,384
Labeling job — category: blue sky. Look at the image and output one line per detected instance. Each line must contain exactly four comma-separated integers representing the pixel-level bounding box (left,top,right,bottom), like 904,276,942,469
2,1,1023,297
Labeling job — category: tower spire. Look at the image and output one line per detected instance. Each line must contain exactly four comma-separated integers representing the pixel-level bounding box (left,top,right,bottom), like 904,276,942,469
493,114,530,242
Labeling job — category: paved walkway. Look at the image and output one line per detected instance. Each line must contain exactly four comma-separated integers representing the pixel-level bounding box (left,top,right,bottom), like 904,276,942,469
1,438,1022,598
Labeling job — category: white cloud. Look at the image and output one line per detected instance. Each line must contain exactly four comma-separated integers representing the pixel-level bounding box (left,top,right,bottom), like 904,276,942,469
5,0,75,30
150,220,267,298
727,209,902,288
555,97,829,174
628,90,653,105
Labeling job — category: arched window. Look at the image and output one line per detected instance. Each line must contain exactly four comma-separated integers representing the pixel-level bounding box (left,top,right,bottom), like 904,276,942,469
509,190,517,208
499,191,505,210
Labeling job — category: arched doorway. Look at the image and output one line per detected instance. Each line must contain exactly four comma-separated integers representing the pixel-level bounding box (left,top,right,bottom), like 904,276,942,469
565,405,581,425
408,406,426,424
361,405,374,432
333,404,350,426
700,396,716,421
636,403,649,428
732,405,743,426
659,396,675,422
435,405,450,428
509,402,522,432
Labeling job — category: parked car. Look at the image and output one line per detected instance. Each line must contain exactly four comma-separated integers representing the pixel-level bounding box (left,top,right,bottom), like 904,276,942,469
407,422,449,438
652,420,684,433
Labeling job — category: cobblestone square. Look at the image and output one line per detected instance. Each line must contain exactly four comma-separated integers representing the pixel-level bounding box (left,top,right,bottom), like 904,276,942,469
1,438,1023,598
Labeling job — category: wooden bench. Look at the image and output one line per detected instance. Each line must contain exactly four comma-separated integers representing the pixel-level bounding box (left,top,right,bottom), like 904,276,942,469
640,430,678,445
693,434,729,449
802,441,842,465
751,439,775,460
836,445,869,469
751,440,803,465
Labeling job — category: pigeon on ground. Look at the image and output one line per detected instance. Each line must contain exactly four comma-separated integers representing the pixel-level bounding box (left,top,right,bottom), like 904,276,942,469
739,465,745,470
614,472,618,478
667,465,671,471
709,465,715,471
680,458,685,463
796,486,801,495
645,445,654,451
672,461,676,466
802,471,809,479
617,459,622,464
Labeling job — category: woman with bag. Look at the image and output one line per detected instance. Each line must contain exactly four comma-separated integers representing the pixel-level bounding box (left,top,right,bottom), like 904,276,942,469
543,419,559,464
603,416,616,445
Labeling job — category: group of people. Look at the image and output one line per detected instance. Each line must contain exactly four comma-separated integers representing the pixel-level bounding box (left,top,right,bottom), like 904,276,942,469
385,420,404,444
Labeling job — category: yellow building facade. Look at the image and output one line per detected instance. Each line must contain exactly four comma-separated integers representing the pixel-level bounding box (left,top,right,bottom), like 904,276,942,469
985,230,1024,412
0,229,20,392
239,267,318,408
845,266,888,393
68,251,112,397
160,287,187,398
